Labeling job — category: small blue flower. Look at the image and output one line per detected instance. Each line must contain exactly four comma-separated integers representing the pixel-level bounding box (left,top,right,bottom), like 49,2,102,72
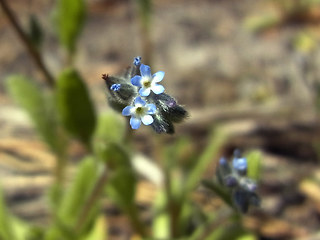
131,64,165,97
232,157,247,171
110,84,121,91
122,96,157,129
219,157,228,166
133,56,142,66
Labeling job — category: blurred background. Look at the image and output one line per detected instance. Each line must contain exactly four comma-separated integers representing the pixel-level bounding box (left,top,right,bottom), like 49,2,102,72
1,0,320,239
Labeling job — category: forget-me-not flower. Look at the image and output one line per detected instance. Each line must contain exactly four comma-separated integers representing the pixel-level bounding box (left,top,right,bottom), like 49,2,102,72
122,96,157,129
131,64,165,97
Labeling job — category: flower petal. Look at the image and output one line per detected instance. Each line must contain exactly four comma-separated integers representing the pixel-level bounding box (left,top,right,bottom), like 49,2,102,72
139,87,151,97
152,71,165,83
141,115,153,125
130,117,141,129
147,104,156,114
131,76,142,87
122,106,132,116
140,64,151,78
134,96,146,106
151,84,165,94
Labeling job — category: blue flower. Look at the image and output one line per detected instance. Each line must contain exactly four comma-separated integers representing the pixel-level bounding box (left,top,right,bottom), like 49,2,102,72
122,96,157,129
133,56,142,66
232,157,247,171
131,64,165,97
219,157,228,166
110,83,121,91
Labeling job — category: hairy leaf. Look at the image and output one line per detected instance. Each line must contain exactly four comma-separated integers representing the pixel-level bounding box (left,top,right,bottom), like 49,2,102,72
56,69,96,148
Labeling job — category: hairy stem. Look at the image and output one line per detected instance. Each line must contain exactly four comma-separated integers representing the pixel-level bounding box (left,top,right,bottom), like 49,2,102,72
0,0,55,87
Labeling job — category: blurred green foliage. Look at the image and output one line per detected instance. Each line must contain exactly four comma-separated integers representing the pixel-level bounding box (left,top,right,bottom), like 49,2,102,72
53,0,86,55
6,75,66,157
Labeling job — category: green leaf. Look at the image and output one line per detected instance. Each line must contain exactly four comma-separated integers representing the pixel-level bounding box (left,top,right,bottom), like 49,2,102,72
28,15,44,48
245,150,262,181
0,187,16,240
152,191,170,239
243,14,280,33
11,217,31,240
57,156,99,227
102,143,136,210
185,128,227,192
201,180,233,209
94,112,125,145
104,144,135,209
56,69,96,148
82,216,107,240
6,75,66,156
53,0,86,54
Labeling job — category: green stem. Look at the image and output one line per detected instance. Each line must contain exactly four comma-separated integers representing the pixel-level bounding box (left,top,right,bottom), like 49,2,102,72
160,136,181,238
127,206,149,237
74,165,108,232
0,0,55,87
164,168,181,238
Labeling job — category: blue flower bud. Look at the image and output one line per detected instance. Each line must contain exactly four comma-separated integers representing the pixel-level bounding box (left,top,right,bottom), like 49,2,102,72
224,175,238,187
110,84,121,91
233,149,242,158
219,157,227,166
133,56,142,66
232,157,247,171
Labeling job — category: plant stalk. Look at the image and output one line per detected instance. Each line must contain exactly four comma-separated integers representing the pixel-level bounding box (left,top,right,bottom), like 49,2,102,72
0,0,55,87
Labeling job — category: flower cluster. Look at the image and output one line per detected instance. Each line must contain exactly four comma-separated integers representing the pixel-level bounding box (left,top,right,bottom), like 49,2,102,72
103,56,188,133
216,150,260,213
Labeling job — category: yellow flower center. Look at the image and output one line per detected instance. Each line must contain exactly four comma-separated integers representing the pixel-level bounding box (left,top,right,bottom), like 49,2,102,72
142,78,151,88
136,106,143,114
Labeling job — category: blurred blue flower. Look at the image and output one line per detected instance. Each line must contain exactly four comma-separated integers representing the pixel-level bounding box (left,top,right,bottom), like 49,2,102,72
232,157,247,171
131,64,165,96
133,56,142,66
122,96,157,129
214,150,260,213
219,157,228,165
110,83,121,91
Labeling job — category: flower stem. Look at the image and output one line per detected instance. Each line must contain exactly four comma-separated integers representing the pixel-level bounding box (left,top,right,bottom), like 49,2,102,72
0,0,55,87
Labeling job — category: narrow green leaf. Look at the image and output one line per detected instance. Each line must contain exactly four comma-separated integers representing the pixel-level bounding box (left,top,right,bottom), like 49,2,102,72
245,150,262,181
186,129,227,192
152,191,170,239
82,216,107,240
6,75,65,156
56,69,96,148
137,0,152,28
11,217,31,240
58,156,98,227
53,0,86,54
0,187,16,240
201,180,233,209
